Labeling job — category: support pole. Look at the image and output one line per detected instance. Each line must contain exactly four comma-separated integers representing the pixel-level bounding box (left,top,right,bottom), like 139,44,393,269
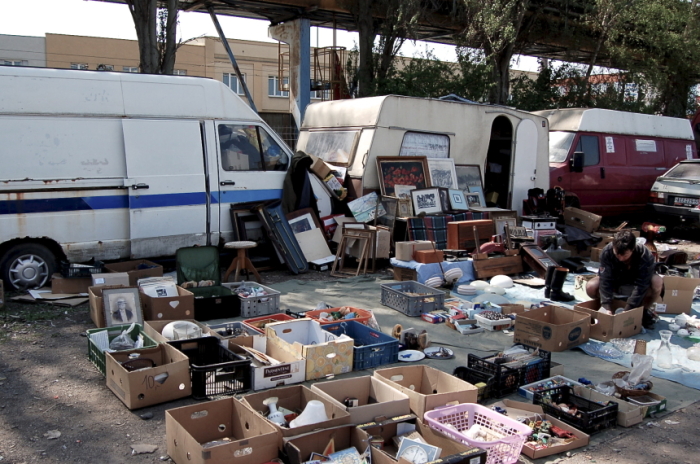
208,7,257,113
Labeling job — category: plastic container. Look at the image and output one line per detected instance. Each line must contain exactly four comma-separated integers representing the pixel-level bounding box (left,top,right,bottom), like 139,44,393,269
208,321,261,339
453,366,493,403
324,320,399,370
168,337,251,400
242,313,295,334
86,324,157,376
466,353,522,399
533,385,618,434
474,313,513,332
424,403,532,464
380,281,446,316
223,282,281,317
61,260,104,278
304,307,373,326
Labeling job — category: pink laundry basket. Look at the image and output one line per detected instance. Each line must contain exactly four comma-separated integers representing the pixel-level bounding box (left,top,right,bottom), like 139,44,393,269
424,403,531,464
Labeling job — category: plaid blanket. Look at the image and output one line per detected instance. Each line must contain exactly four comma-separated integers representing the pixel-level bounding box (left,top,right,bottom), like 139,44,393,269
408,212,490,249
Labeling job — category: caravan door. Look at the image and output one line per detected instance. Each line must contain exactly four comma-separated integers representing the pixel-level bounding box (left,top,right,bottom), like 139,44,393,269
122,119,209,257
512,119,538,213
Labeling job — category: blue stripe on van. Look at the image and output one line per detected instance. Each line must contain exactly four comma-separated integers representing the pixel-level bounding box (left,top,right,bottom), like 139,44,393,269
0,189,283,214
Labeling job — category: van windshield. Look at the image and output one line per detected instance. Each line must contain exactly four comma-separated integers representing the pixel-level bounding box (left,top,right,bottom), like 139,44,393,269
664,162,700,180
549,131,575,163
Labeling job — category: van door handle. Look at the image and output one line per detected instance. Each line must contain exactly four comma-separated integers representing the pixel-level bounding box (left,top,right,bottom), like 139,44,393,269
220,180,236,186
600,167,605,179
132,183,149,190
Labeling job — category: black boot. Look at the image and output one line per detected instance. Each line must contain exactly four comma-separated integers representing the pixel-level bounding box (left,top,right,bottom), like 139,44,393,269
642,307,658,330
544,265,557,299
550,267,575,302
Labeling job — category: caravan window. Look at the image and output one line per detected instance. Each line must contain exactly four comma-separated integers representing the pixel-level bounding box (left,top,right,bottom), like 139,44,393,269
304,130,359,165
399,132,449,158
218,124,289,172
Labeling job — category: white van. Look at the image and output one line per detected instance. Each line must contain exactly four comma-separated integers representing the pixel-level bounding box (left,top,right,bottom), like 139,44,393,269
296,95,550,211
0,67,292,289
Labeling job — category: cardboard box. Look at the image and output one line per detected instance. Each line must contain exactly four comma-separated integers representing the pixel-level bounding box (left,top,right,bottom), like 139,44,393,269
573,300,643,342
414,249,444,264
91,272,130,287
140,285,195,321
105,343,191,409
240,385,351,448
513,305,591,352
590,247,604,262
265,319,354,380
165,397,278,464
51,274,91,294
657,276,700,314
373,365,478,419
104,259,163,286
309,154,332,179
88,284,131,328
500,304,526,316
628,392,667,417
394,240,434,262
227,338,306,391
472,255,523,279
573,386,646,427
496,400,589,459
143,319,222,344
561,242,592,258
311,376,410,425
358,418,487,464
285,426,370,464
564,207,602,233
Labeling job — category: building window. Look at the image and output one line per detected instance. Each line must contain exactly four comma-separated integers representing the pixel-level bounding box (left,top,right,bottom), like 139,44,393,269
96,64,114,71
2,59,27,66
173,69,187,76
123,66,138,73
70,63,89,70
311,89,331,100
223,73,246,95
268,76,289,97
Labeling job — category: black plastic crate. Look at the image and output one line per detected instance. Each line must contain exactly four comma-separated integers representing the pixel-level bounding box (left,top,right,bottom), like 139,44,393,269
534,385,618,434
168,337,251,400
60,260,104,278
452,366,493,403
516,344,552,386
466,353,522,399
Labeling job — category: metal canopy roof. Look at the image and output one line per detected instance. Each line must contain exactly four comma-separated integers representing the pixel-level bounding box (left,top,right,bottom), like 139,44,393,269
95,0,608,65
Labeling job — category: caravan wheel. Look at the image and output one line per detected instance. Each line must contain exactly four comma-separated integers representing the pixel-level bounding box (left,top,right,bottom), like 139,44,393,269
0,243,56,290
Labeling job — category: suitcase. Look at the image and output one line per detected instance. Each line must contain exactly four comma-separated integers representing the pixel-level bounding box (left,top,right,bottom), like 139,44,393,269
254,201,308,274
176,246,240,321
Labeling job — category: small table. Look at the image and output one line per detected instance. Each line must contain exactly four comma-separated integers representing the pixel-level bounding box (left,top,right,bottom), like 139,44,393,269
223,241,262,283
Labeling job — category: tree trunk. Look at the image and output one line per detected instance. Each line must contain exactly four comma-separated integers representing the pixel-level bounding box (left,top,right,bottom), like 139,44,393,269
486,44,514,105
356,0,377,97
160,0,178,74
659,74,691,117
127,0,178,75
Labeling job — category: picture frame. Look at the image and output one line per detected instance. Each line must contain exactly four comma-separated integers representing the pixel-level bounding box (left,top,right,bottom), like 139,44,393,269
448,189,468,211
426,158,458,189
411,188,443,215
438,187,451,212
465,192,483,208
286,208,323,234
102,287,143,327
494,217,517,236
397,199,414,217
455,164,483,199
467,187,486,208
394,184,416,200
376,156,430,197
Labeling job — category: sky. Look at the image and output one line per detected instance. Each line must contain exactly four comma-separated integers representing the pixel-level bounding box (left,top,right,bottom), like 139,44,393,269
0,0,538,71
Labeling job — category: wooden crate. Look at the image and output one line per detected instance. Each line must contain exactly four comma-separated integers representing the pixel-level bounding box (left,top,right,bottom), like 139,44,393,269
392,266,418,281
447,219,494,251
472,255,523,279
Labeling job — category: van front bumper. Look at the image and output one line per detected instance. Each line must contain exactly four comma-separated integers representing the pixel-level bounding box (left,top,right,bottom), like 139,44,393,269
648,202,700,221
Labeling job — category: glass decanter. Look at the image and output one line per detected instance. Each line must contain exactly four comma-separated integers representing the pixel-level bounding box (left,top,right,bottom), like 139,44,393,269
656,330,673,369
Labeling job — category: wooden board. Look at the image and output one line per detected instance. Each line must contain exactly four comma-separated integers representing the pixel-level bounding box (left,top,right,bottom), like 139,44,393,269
472,255,523,279
446,219,494,251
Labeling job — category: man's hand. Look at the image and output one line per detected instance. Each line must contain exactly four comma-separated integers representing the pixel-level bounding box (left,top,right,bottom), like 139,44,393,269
603,303,613,312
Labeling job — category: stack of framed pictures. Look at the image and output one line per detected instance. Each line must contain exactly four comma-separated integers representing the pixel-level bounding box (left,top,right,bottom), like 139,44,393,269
377,156,484,216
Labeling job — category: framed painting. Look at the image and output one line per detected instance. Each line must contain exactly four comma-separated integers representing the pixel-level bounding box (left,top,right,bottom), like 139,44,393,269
376,156,430,197
455,164,483,198
465,192,483,208
448,189,468,211
102,287,143,327
411,188,443,215
426,158,458,189
286,208,322,235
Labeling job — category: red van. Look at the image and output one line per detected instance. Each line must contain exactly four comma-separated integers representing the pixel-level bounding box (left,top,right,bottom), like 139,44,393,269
534,108,697,216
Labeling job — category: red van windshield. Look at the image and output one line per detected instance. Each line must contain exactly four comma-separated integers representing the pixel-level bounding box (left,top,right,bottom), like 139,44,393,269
549,131,575,163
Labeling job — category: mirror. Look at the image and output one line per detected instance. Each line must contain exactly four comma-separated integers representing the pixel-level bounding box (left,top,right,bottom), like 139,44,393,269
570,151,584,172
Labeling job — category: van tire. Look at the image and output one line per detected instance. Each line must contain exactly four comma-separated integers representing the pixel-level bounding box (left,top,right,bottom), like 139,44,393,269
0,243,56,290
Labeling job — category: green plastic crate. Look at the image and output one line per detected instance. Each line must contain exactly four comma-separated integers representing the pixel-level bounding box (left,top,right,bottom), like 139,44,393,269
86,324,158,376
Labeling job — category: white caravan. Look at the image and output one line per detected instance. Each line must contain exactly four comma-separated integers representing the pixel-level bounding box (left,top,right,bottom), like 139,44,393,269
296,95,549,212
0,67,292,289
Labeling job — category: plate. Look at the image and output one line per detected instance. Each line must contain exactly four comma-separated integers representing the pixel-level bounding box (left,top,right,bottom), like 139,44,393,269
423,346,454,359
398,350,426,362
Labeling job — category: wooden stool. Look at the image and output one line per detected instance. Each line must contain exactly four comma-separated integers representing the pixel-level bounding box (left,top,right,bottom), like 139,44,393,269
223,241,262,283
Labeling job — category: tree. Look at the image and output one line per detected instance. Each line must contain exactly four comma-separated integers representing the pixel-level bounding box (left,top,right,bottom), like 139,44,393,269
125,0,178,74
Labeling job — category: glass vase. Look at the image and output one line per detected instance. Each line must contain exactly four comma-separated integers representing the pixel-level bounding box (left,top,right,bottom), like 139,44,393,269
656,330,673,369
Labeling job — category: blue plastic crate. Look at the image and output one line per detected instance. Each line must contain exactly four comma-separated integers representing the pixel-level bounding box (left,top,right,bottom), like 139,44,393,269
324,320,398,370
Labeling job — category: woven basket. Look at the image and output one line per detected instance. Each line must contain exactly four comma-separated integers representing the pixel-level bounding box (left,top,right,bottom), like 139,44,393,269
612,371,653,398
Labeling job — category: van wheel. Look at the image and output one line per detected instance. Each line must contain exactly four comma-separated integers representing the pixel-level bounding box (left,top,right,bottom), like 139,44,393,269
0,244,56,290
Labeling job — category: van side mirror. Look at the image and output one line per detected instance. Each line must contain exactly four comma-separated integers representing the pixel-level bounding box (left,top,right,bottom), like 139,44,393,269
570,151,584,173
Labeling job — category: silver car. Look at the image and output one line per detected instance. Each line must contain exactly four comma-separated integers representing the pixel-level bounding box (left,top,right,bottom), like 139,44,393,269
649,160,700,222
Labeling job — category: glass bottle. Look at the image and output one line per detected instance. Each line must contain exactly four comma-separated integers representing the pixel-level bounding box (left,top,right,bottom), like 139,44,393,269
656,330,673,369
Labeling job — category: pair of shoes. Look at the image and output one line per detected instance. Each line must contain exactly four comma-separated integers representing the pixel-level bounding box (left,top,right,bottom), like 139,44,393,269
544,265,575,302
